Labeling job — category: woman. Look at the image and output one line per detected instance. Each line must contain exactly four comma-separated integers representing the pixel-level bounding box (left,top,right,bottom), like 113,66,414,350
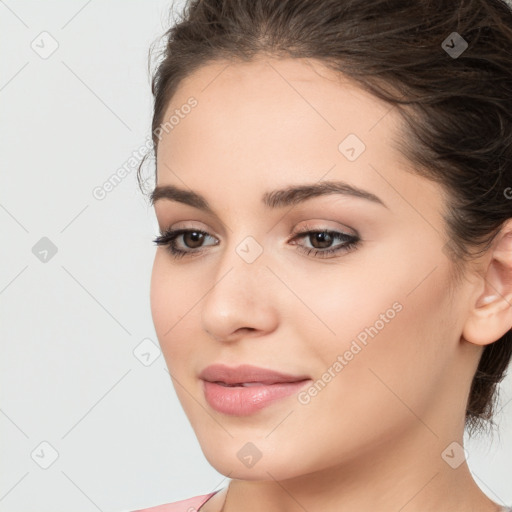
133,0,512,510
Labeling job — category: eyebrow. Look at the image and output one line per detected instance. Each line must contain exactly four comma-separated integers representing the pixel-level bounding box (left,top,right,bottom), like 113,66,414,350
149,180,388,212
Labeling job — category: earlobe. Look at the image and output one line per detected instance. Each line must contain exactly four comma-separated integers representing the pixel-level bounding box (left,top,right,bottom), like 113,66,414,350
461,219,512,347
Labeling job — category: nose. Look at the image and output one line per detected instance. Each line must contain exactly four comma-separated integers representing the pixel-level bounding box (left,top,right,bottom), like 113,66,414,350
200,239,279,343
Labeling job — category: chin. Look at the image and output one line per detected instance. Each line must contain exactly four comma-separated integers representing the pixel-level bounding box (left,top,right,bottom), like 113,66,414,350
198,438,314,481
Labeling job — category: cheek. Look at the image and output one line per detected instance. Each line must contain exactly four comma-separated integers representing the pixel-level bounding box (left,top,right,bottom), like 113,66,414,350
149,253,169,335
149,252,205,369
310,235,455,360
283,245,411,363
150,253,186,351
304,249,457,435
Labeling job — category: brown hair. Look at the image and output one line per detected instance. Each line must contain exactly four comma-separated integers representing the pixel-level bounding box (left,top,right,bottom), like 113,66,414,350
138,0,512,437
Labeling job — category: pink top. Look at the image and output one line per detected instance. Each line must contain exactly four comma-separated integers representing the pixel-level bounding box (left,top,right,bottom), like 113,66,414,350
132,491,219,512
130,492,512,512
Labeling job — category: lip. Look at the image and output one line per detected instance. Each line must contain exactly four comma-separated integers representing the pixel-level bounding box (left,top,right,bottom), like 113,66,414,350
199,363,310,385
199,364,312,416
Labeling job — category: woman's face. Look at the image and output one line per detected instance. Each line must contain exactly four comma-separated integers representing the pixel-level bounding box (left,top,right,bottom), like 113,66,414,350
150,57,480,479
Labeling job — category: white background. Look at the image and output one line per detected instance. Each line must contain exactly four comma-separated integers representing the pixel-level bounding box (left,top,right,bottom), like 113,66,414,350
0,1,511,511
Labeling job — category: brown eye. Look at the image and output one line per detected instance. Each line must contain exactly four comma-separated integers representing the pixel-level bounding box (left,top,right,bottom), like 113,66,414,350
183,231,206,249
308,231,334,249
289,229,360,259
153,228,219,258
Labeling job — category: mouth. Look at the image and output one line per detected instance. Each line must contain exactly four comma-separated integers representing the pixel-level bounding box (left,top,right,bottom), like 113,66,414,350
199,363,311,386
198,364,312,416
201,379,312,416
212,380,310,387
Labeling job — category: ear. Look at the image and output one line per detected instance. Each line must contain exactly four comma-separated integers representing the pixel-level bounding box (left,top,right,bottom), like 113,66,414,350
462,219,512,346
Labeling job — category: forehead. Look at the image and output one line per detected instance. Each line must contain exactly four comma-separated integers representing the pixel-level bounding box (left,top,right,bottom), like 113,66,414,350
157,57,404,173
160,56,395,140
154,56,444,228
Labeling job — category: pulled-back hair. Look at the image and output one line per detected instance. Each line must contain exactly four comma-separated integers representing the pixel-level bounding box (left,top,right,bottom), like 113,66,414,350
138,0,512,437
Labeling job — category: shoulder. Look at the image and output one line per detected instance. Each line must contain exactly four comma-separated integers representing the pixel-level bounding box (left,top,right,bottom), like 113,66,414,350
130,491,218,512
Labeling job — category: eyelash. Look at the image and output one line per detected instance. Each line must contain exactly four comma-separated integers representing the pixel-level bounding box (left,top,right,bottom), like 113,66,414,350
152,225,360,260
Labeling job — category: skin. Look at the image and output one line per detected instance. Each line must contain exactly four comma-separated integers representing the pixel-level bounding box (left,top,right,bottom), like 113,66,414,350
150,56,512,512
